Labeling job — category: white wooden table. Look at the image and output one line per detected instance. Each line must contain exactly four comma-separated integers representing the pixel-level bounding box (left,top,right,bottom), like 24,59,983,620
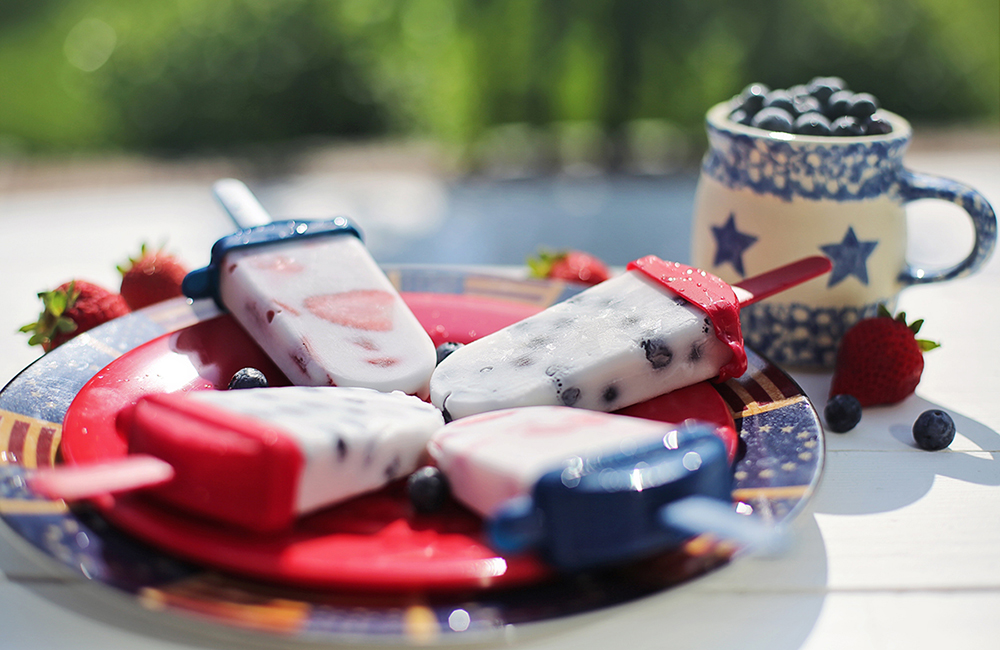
0,140,997,649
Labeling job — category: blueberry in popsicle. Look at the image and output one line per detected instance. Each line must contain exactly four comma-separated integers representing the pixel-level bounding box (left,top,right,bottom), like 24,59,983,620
183,182,437,396
430,255,831,420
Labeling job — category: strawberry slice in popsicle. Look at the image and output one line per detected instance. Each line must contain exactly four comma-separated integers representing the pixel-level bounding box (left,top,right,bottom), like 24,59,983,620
430,255,830,420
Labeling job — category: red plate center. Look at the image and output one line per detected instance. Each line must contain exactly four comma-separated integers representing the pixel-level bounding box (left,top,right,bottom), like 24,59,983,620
60,292,737,593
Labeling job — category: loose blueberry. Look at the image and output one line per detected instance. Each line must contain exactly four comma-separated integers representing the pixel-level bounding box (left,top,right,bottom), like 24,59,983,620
792,94,822,116
762,89,796,115
831,115,864,136
408,466,451,513
825,90,854,118
912,409,956,451
824,394,862,433
435,341,464,365
807,76,847,104
864,114,893,135
794,112,832,136
729,108,753,126
736,82,769,114
751,106,794,133
228,367,269,390
847,92,879,119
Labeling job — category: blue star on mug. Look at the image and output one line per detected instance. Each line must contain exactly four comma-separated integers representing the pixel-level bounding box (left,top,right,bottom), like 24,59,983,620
820,227,878,287
711,213,758,277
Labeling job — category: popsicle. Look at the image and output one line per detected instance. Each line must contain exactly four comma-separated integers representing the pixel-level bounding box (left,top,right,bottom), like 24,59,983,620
182,182,437,396
428,406,781,569
33,386,445,532
430,255,831,419
427,405,719,517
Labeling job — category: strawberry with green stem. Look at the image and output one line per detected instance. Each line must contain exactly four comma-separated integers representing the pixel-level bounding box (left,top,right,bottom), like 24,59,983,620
527,248,611,286
118,243,189,310
20,280,130,352
830,304,940,407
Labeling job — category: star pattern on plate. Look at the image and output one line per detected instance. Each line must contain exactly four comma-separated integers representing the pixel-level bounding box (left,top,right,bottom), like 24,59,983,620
711,213,758,277
820,227,878,287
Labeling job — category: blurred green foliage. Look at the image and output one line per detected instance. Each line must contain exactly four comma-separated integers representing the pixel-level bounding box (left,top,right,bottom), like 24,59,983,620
0,0,996,161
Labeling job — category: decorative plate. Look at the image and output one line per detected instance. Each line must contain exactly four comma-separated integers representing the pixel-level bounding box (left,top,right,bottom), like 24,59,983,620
0,267,823,644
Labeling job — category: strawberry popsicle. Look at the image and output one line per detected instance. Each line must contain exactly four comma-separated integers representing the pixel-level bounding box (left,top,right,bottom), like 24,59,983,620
430,256,747,420
118,386,445,532
428,406,754,569
427,405,725,517
182,219,437,396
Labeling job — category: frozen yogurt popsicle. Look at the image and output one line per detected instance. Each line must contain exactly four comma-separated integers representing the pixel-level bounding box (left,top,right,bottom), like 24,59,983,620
183,219,437,396
428,405,725,517
115,386,445,532
431,255,831,420
428,406,746,569
430,256,746,419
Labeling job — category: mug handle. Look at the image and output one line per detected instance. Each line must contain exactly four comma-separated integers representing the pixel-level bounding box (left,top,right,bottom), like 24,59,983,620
898,170,997,285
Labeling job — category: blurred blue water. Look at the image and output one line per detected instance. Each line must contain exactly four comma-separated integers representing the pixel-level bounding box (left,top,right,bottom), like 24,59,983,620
375,173,699,268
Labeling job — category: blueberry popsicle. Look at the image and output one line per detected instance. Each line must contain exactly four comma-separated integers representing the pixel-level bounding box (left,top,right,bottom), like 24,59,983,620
51,386,445,533
183,215,437,396
430,255,830,420
431,256,741,419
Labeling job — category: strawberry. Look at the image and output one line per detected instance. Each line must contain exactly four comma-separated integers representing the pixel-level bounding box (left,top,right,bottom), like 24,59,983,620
118,244,189,310
830,305,940,407
527,249,611,285
304,289,396,331
20,280,130,352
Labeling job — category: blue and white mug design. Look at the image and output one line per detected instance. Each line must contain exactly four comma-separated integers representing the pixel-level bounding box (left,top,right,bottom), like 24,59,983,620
691,102,996,368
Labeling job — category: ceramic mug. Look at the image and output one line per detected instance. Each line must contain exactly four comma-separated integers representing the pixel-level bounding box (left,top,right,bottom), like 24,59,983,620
691,102,996,368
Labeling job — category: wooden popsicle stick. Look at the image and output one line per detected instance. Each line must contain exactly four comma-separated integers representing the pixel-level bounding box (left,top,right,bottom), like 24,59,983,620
733,255,832,307
28,454,175,501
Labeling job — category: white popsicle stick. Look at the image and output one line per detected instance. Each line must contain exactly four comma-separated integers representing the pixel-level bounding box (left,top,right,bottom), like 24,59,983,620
659,495,789,555
28,454,175,501
212,178,274,229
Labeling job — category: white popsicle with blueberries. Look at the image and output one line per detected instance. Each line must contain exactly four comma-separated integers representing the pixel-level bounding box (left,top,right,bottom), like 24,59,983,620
32,386,445,533
430,255,831,420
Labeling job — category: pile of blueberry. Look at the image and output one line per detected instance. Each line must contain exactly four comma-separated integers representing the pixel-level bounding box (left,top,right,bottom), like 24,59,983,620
728,76,893,137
